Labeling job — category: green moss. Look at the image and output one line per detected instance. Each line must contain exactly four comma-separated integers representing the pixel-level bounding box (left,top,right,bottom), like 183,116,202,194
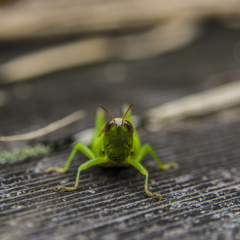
0,144,52,164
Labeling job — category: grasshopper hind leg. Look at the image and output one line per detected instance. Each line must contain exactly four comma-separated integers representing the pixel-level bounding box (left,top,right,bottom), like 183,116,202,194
137,144,178,170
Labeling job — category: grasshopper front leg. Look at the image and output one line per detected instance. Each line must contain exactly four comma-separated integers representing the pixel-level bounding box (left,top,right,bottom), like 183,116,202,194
128,159,162,199
55,157,107,191
45,142,95,173
128,142,178,199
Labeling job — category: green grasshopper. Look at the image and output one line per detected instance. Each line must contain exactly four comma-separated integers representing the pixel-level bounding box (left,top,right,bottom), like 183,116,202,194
46,104,178,199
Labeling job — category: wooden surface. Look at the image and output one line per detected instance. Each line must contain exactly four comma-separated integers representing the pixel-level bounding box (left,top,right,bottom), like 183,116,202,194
1,23,240,240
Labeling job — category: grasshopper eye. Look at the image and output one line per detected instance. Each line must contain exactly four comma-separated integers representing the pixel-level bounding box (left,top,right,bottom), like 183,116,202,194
104,120,114,134
124,120,134,135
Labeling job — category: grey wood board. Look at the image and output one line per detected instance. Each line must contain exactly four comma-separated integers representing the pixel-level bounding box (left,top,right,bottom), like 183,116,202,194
1,23,240,240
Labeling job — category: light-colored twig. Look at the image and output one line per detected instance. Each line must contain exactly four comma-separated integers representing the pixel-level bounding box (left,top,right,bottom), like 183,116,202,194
0,0,240,84
0,18,199,84
0,0,239,40
0,38,112,83
146,80,240,123
0,110,86,141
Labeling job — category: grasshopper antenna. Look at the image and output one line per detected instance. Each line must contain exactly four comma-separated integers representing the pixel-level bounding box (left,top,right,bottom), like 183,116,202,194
99,104,116,127
122,103,134,127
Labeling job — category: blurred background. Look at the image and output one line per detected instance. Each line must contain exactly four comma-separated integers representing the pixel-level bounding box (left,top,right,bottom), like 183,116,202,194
1,1,240,240
1,0,240,144
1,0,240,137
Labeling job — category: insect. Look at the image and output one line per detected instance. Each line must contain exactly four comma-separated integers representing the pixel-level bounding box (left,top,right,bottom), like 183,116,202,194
45,104,178,199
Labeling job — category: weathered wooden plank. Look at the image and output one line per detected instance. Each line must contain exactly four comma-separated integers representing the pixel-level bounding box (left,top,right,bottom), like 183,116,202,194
1,23,240,240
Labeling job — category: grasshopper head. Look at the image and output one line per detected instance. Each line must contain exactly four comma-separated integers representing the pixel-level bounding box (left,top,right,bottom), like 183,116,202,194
100,103,134,162
103,118,133,161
